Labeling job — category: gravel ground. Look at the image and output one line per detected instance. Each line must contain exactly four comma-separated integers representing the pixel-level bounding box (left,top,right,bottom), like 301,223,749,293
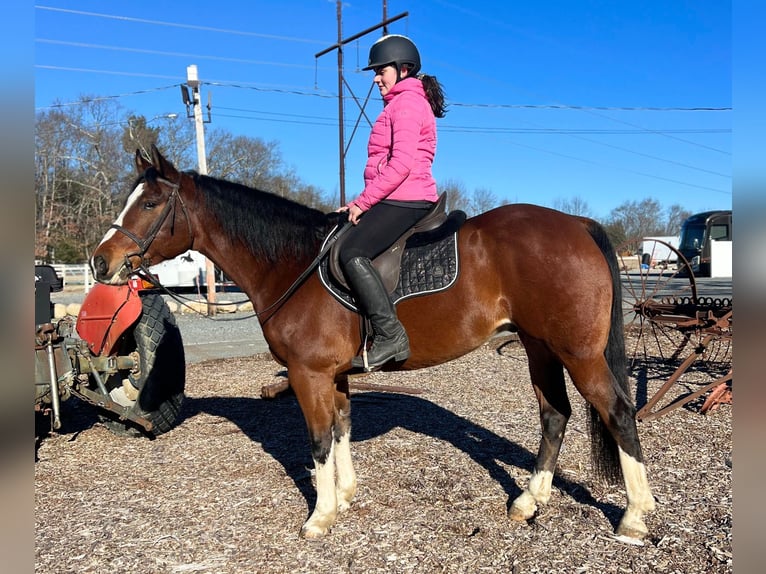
35,332,732,573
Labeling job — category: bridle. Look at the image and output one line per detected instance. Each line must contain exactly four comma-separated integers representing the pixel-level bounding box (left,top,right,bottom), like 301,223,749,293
109,175,194,276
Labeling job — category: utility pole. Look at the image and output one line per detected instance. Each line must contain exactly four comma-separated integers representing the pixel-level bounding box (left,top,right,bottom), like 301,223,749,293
184,64,217,315
315,3,408,206
334,0,345,206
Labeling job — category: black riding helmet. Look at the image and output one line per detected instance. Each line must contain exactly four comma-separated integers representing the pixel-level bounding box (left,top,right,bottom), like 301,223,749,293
363,34,421,78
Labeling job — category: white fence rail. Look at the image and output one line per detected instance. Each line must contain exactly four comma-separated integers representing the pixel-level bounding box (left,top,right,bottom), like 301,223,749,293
50,264,93,292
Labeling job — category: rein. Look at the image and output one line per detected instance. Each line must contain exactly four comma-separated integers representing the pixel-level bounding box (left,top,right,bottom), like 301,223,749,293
254,219,351,321
111,172,352,322
136,219,353,323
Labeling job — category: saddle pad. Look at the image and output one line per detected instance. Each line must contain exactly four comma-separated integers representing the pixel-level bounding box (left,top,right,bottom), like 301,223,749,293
319,232,460,312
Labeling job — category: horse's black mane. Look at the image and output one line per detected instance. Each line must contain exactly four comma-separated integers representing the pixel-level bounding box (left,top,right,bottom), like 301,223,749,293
186,171,340,264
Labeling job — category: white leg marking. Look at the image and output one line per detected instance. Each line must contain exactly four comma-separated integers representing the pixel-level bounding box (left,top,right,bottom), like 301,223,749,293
616,447,655,539
334,428,357,512
528,469,554,504
509,469,554,521
300,441,338,539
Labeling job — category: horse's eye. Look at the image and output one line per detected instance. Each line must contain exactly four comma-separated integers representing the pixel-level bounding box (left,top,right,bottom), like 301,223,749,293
143,201,157,210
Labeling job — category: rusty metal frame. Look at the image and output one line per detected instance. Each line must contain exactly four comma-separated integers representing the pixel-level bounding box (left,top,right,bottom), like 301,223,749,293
620,239,733,421
636,310,732,421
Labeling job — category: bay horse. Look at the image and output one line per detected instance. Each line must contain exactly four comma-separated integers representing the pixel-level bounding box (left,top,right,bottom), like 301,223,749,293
91,146,654,540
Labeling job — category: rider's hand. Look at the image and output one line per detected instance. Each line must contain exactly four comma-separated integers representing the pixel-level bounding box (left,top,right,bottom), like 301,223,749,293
336,203,363,225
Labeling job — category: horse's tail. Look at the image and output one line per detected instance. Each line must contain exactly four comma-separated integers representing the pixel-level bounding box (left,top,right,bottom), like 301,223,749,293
584,219,629,484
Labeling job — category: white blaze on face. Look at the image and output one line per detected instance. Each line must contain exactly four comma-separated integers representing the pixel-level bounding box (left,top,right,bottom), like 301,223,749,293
97,183,145,247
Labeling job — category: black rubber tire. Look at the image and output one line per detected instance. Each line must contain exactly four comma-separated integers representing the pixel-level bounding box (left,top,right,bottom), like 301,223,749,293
100,294,185,437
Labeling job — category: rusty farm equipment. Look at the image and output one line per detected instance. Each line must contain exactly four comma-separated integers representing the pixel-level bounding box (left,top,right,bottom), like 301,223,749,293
618,238,732,422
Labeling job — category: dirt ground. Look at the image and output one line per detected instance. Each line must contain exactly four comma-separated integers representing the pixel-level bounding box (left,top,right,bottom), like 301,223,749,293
35,335,732,573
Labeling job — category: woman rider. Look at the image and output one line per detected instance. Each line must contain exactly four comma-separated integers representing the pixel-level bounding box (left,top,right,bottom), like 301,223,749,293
337,34,447,371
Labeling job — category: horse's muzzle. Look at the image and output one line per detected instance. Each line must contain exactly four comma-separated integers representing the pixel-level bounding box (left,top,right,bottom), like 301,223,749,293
90,254,129,284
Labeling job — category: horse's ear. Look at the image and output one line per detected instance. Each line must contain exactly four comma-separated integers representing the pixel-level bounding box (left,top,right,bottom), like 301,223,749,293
135,149,152,173
150,144,180,181
150,144,163,168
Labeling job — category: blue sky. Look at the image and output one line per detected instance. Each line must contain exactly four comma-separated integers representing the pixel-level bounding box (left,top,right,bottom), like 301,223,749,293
34,1,732,220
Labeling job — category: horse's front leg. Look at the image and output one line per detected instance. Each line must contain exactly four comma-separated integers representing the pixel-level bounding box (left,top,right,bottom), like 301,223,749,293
333,374,357,512
289,364,341,538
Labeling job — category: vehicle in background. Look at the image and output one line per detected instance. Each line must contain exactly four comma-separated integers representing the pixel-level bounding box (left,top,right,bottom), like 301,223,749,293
639,236,679,269
677,210,732,277
148,250,206,290
149,250,239,293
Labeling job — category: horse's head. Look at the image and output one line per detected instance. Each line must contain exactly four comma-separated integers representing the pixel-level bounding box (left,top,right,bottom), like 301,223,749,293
91,145,194,285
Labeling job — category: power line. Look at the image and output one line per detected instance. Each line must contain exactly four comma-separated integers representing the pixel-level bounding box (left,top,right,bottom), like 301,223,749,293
37,2,731,160
36,38,328,71
33,69,333,108
36,60,730,115
35,79,180,108
497,137,731,196
34,79,730,192
206,81,336,99
552,129,730,178
35,78,731,142
439,126,729,135
215,105,729,135
423,38,731,155
35,5,329,45
451,102,731,112
211,105,729,179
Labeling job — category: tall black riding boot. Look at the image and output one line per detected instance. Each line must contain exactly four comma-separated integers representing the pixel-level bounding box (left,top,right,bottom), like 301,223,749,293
343,257,410,371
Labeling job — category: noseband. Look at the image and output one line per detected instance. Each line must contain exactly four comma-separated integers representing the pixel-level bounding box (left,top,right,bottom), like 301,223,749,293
109,176,194,274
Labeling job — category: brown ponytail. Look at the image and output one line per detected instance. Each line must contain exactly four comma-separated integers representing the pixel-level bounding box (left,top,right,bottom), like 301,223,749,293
419,74,447,118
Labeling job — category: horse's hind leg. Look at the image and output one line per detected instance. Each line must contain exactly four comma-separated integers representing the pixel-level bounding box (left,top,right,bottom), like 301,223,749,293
614,444,655,539
567,358,655,540
510,343,571,522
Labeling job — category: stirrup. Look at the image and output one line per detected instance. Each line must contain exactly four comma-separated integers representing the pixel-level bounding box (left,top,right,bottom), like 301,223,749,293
351,343,410,372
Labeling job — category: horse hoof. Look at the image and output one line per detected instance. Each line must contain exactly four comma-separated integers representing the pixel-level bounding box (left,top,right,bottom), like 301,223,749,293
300,523,329,539
508,492,537,521
615,520,648,541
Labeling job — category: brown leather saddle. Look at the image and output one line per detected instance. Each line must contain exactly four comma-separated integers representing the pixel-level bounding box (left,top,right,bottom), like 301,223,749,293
327,193,451,293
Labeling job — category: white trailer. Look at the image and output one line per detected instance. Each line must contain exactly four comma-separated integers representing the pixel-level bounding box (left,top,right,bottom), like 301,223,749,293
640,236,680,268
148,250,207,288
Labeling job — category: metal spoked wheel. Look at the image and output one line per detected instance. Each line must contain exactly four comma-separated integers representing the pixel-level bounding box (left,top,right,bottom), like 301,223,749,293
618,238,732,419
618,238,698,369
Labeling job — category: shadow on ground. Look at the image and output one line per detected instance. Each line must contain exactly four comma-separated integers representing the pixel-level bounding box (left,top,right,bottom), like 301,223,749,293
180,391,626,530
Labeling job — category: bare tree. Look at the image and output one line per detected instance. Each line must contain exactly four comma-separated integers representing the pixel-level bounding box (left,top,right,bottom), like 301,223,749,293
205,129,334,210
553,196,593,218
35,98,128,261
35,101,336,262
437,180,506,216
470,187,504,216
663,204,693,235
438,179,470,213
604,197,681,252
206,130,280,188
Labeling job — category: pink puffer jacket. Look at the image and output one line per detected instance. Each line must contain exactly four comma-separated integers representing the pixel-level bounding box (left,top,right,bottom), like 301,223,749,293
348,77,439,211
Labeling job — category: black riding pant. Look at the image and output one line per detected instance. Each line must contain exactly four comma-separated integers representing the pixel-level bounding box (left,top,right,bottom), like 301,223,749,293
338,201,433,267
